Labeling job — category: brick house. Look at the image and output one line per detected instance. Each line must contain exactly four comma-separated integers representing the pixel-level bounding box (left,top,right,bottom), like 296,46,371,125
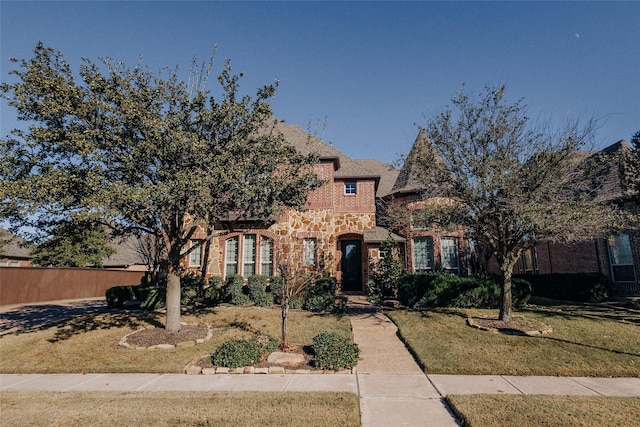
386,131,639,296
186,122,402,293
0,228,33,267
513,141,639,296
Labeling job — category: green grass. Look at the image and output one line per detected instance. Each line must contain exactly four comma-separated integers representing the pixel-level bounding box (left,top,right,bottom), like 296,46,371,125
0,391,361,426
447,395,640,427
0,305,352,373
387,302,640,376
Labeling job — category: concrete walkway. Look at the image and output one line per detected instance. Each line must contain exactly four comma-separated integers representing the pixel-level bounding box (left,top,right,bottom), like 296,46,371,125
1,297,640,426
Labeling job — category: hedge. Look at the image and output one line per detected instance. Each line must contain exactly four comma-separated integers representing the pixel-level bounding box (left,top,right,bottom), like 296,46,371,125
397,273,532,309
515,273,609,302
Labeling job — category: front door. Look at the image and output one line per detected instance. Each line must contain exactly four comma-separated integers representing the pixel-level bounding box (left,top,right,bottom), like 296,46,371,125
341,240,362,292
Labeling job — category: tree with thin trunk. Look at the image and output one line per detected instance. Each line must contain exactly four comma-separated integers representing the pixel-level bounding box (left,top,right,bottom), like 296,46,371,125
0,43,319,331
404,85,629,321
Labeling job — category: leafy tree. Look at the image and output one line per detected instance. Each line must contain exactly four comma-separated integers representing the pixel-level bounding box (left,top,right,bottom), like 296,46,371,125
31,217,115,267
0,43,319,331
626,131,640,202
403,85,628,321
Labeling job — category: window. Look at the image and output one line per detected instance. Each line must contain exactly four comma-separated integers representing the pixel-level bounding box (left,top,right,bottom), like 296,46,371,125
441,237,459,273
303,238,317,266
413,237,434,271
344,182,357,195
243,234,256,279
608,234,636,283
260,237,273,277
225,237,239,276
224,235,274,278
189,241,202,267
0,260,8,267
519,248,537,274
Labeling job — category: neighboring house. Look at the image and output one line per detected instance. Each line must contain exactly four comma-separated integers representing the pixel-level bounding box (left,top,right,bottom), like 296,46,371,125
102,235,152,272
0,228,33,267
513,141,639,296
185,122,402,292
386,131,639,296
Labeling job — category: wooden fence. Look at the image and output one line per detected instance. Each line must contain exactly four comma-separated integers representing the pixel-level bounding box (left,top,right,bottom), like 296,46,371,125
0,267,145,305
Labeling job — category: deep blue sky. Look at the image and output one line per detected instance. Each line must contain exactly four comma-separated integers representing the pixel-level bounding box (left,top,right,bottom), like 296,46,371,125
2,1,638,164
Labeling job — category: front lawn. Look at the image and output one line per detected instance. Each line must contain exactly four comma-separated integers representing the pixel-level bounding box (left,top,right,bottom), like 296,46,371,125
0,305,352,373
0,391,361,426
387,301,640,377
447,395,640,427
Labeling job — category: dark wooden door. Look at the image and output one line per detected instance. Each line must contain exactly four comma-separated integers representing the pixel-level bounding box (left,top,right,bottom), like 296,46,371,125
341,240,362,292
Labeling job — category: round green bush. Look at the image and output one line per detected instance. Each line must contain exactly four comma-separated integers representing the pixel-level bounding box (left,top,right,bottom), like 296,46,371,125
312,332,359,370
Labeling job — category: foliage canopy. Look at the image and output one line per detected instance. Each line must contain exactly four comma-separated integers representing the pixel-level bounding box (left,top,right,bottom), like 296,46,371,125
1,43,320,330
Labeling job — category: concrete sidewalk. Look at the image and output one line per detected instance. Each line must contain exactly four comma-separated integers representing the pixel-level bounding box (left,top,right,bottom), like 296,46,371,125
1,297,639,427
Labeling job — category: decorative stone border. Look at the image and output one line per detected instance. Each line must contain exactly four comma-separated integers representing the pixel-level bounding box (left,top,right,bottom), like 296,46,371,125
184,364,355,376
118,324,213,350
466,316,552,336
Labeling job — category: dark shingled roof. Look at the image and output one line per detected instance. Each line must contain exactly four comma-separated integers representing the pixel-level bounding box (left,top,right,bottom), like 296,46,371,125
270,121,380,182
390,129,448,197
354,159,400,198
363,226,406,243
0,228,33,259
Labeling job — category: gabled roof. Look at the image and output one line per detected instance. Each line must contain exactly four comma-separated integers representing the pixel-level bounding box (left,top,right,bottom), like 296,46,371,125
582,140,632,203
0,228,33,260
355,159,400,198
271,121,380,182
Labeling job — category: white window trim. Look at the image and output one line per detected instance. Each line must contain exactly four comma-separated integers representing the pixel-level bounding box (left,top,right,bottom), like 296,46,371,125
344,182,357,195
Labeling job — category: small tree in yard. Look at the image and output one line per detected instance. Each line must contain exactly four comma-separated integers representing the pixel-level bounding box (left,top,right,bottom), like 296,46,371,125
368,234,403,304
0,43,320,331
403,85,631,321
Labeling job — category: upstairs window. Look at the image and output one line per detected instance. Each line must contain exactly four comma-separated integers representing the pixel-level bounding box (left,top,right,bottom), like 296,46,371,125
344,182,357,195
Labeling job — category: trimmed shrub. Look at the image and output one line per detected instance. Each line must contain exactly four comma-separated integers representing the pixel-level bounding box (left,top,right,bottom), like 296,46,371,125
397,273,437,307
517,273,609,302
401,273,531,310
247,275,274,307
223,274,250,305
210,334,278,368
312,332,359,370
267,276,282,304
202,276,223,306
105,285,136,308
304,276,346,313
138,286,166,311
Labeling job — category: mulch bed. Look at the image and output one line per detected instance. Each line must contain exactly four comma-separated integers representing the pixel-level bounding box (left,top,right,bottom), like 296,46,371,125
467,316,552,336
123,324,210,347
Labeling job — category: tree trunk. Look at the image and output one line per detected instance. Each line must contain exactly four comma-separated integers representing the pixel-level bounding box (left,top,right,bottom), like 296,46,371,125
499,261,515,322
281,300,289,349
166,269,181,332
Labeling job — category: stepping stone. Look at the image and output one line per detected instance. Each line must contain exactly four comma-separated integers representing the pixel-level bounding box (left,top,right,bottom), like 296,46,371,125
267,351,305,367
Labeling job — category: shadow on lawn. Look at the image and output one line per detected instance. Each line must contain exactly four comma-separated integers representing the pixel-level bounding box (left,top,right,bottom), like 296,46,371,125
521,302,640,326
0,300,163,343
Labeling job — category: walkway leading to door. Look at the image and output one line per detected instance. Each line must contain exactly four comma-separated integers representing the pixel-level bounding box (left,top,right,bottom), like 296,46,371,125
347,296,460,426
